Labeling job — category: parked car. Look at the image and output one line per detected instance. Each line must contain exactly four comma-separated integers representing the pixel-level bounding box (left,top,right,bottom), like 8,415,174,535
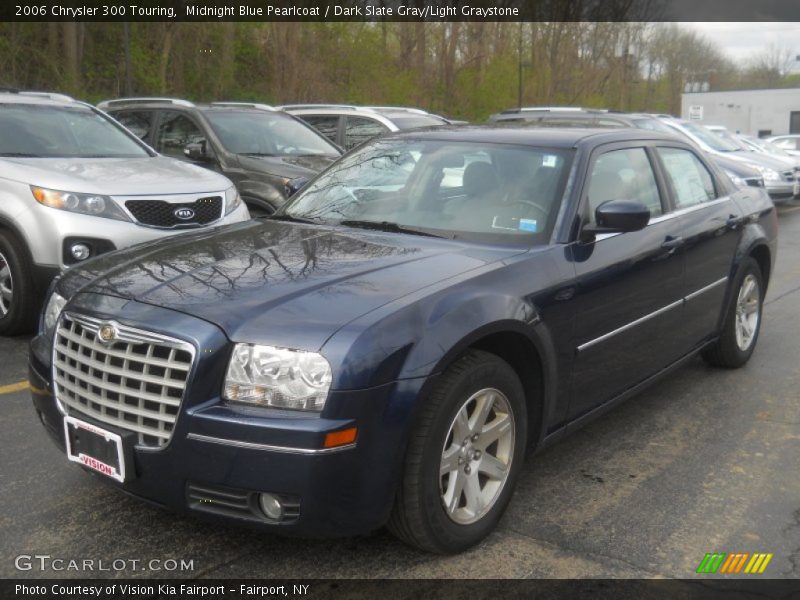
657,117,798,203
99,98,342,216
491,108,765,190
766,134,800,157
279,104,450,150
30,127,776,553
726,131,800,171
0,90,250,336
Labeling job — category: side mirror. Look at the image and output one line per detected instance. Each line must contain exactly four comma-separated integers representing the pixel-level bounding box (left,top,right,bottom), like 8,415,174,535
582,200,650,239
285,176,310,198
184,141,213,162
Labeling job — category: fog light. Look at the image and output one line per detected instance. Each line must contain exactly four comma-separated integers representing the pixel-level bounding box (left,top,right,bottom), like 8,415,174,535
258,493,284,520
70,243,91,261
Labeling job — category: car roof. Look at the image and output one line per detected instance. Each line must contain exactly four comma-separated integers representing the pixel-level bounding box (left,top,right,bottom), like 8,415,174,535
0,90,79,107
98,98,280,113
386,125,680,148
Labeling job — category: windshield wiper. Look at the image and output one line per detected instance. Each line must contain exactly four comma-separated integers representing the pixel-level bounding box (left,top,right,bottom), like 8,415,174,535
338,219,446,238
240,152,278,157
267,214,319,224
0,152,42,157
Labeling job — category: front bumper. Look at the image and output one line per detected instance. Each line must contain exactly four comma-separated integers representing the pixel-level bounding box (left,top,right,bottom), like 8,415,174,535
764,180,797,201
28,299,421,537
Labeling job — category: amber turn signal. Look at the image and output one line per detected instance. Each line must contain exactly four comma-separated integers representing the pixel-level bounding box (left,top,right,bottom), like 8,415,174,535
323,427,357,448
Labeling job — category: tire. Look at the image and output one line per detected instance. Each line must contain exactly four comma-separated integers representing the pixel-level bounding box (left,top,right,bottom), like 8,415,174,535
702,257,763,368
388,350,528,553
0,229,38,336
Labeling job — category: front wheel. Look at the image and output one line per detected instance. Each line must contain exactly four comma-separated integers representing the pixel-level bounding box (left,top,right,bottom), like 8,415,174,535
388,350,527,553
702,257,764,368
0,230,38,336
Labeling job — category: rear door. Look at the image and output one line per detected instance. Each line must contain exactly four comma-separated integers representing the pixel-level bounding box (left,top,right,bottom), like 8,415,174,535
654,144,744,353
566,142,686,420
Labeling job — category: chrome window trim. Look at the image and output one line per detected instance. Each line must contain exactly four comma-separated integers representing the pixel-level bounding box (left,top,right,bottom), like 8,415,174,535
577,276,729,353
187,432,356,455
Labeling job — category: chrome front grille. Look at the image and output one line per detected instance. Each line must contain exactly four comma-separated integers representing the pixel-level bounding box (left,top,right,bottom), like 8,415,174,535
53,313,195,448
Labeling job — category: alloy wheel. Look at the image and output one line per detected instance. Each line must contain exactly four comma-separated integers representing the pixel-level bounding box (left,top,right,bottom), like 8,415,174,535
735,273,760,351
0,251,13,317
439,387,516,525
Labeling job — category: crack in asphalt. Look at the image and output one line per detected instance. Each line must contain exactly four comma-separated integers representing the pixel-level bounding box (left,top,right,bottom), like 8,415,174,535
782,508,800,576
766,281,800,307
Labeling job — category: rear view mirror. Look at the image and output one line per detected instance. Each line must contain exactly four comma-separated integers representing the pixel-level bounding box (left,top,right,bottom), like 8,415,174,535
583,200,650,238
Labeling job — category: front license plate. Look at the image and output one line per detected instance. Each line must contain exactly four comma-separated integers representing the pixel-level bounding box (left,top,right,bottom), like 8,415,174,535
64,416,128,483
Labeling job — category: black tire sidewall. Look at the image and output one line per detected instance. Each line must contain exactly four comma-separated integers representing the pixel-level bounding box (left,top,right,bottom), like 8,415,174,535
0,230,35,335
721,258,763,365
417,355,527,553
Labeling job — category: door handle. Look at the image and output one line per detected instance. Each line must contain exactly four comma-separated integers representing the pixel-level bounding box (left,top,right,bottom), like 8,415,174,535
661,235,684,250
726,215,743,229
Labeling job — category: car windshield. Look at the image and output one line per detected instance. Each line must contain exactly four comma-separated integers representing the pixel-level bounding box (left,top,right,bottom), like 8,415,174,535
389,114,449,130
0,103,149,158
284,139,572,244
708,127,748,150
204,110,340,156
746,136,792,157
680,121,740,152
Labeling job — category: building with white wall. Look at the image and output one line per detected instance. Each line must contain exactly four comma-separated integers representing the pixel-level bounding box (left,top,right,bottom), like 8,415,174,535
681,88,800,137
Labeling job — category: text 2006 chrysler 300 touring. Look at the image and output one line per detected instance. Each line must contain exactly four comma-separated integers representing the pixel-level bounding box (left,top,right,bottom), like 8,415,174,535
29,128,777,553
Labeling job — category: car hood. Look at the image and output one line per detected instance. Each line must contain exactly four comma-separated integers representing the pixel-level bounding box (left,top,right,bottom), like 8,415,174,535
724,151,795,171
58,220,518,349
0,156,231,195
236,154,338,179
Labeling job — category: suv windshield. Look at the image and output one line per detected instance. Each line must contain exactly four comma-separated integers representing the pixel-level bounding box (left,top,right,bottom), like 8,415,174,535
679,121,740,152
204,110,340,156
0,103,149,158
285,139,572,244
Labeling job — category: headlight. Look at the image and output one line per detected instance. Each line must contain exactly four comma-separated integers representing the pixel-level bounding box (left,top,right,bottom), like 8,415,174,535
724,169,746,188
751,165,782,182
31,186,130,221
224,185,242,215
42,292,67,337
223,344,332,411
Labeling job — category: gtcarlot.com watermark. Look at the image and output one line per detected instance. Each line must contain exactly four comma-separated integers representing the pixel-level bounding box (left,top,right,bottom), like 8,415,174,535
14,554,194,572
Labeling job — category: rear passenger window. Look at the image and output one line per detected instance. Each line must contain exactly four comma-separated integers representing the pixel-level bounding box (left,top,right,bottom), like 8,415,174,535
155,112,207,160
300,115,340,145
114,111,153,141
587,148,663,223
344,117,388,150
657,147,717,209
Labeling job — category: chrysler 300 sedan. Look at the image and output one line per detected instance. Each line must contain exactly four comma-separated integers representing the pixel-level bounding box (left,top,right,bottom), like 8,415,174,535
29,128,777,553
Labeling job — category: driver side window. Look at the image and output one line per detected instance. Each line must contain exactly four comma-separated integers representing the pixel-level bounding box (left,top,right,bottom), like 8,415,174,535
587,147,662,224
155,112,207,160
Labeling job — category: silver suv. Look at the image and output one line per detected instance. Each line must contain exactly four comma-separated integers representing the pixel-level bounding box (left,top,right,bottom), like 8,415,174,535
0,90,250,335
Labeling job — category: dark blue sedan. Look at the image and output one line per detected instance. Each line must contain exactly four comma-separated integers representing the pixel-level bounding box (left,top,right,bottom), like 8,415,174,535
29,127,777,553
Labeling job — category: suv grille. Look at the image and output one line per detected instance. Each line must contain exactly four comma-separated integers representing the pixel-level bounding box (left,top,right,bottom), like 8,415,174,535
125,196,222,228
53,313,195,447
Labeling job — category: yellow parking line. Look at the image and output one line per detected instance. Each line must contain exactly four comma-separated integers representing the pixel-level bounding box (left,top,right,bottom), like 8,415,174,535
0,381,29,395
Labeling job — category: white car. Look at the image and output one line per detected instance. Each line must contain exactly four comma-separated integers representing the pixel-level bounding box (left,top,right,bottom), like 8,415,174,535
0,90,250,335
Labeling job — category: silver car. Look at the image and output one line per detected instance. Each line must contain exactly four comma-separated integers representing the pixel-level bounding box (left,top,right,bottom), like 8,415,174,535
0,91,250,335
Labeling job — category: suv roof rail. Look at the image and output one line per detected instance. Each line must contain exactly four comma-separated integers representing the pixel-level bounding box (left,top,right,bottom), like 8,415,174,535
279,103,361,111
97,97,196,109
364,106,430,115
0,89,75,102
210,102,276,111
500,106,607,114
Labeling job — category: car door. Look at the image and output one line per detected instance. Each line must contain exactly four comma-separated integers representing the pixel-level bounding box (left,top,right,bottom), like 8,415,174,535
654,145,744,353
566,143,685,420
111,109,156,144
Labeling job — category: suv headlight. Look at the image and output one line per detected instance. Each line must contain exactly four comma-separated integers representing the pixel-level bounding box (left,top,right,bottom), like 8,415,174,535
723,169,748,188
223,344,332,411
31,186,131,221
224,185,242,215
751,165,782,182
42,292,67,337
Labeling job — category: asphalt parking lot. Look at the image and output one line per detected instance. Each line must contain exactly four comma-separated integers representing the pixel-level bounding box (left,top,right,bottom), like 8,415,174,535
2,202,800,580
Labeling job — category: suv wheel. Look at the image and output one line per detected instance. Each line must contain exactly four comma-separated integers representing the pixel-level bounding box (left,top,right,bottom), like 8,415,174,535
0,230,37,336
388,350,527,553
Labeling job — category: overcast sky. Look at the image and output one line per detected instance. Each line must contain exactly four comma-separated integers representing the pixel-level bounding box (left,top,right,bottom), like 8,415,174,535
683,23,800,69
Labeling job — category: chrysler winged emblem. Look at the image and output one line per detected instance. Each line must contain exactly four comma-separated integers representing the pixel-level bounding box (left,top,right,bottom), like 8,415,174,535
97,323,118,344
